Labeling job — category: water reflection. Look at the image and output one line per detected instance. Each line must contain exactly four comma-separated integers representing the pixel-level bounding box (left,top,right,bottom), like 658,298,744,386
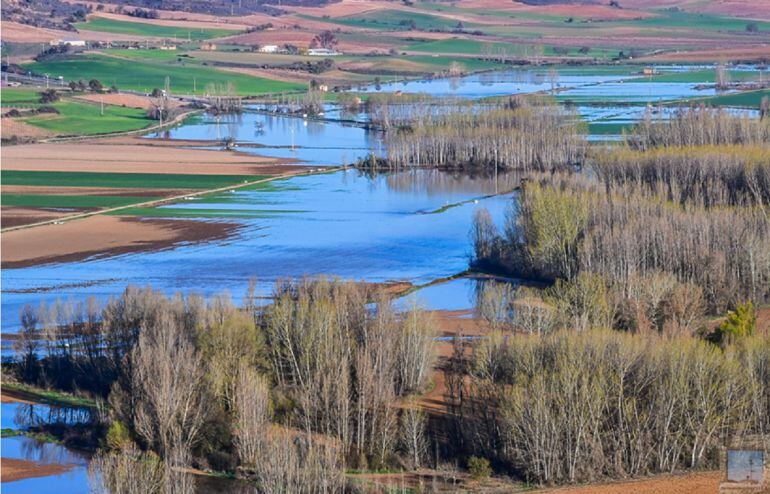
148,111,382,165
2,402,92,431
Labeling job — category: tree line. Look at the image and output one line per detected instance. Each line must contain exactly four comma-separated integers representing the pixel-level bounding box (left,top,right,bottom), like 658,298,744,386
12,279,436,493
473,108,770,314
365,96,585,171
443,328,769,485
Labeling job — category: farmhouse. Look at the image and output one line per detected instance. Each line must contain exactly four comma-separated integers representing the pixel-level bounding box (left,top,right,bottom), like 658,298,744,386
51,39,86,47
308,48,341,56
259,45,280,53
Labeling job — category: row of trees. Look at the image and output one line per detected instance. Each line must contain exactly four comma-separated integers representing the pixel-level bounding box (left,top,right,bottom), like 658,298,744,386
444,329,769,485
473,108,770,313
13,279,437,493
380,97,585,171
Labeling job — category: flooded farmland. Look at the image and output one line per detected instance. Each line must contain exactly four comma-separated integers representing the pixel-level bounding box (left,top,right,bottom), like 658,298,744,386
1,63,766,490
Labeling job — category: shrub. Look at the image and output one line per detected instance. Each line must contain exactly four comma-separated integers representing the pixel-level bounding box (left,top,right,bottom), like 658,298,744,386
467,456,492,479
716,301,756,343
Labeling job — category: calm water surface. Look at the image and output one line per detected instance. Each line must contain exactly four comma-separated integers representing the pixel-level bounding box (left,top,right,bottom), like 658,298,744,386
1,170,517,331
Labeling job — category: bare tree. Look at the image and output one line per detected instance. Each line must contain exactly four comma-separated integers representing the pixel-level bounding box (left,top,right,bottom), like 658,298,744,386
233,364,271,468
131,310,209,491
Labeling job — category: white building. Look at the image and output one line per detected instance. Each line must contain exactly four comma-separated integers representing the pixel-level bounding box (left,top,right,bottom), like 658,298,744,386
307,48,341,56
259,45,279,53
51,39,87,47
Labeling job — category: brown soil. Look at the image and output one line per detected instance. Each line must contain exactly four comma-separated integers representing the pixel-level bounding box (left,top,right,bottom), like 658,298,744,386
1,458,74,483
621,0,770,19
1,206,83,229
0,389,36,405
87,12,251,31
537,471,722,494
640,45,770,63
285,1,385,17
1,215,239,268
1,138,303,175
1,118,55,140
0,21,69,43
72,92,183,110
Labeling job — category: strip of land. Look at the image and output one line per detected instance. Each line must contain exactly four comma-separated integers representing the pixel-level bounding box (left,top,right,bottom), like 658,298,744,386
1,458,75,483
1,135,317,267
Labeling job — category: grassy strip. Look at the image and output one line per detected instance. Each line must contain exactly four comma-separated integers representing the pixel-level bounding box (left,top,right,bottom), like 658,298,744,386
25,54,305,95
0,88,43,107
1,428,64,444
1,194,158,209
1,170,264,189
2,382,97,408
76,16,237,40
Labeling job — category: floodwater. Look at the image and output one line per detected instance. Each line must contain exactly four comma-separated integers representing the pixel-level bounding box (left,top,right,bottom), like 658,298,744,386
1,401,93,494
147,110,383,166
3,64,763,331
0,62,764,492
361,69,628,98
1,169,519,332
359,64,753,101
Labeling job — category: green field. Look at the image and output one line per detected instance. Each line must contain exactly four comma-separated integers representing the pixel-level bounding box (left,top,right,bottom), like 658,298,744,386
1,171,265,189
688,89,770,108
1,194,157,209
0,88,43,107
301,10,470,31
25,54,306,95
406,38,513,55
628,10,770,33
76,16,238,40
22,100,152,135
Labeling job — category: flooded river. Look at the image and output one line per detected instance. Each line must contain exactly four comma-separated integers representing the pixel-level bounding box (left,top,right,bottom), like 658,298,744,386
1,62,765,491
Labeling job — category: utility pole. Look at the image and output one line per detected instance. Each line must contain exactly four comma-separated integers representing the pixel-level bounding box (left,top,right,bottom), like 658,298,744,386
100,97,104,116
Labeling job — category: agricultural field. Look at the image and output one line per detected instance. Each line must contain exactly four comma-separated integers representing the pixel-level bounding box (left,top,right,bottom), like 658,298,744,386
1,87,153,136
76,16,239,40
24,54,306,95
298,9,473,32
692,88,770,108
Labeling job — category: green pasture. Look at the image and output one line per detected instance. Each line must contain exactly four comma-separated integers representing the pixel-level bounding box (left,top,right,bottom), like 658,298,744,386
22,100,151,135
1,194,157,209
1,171,266,189
25,54,305,95
76,16,238,40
